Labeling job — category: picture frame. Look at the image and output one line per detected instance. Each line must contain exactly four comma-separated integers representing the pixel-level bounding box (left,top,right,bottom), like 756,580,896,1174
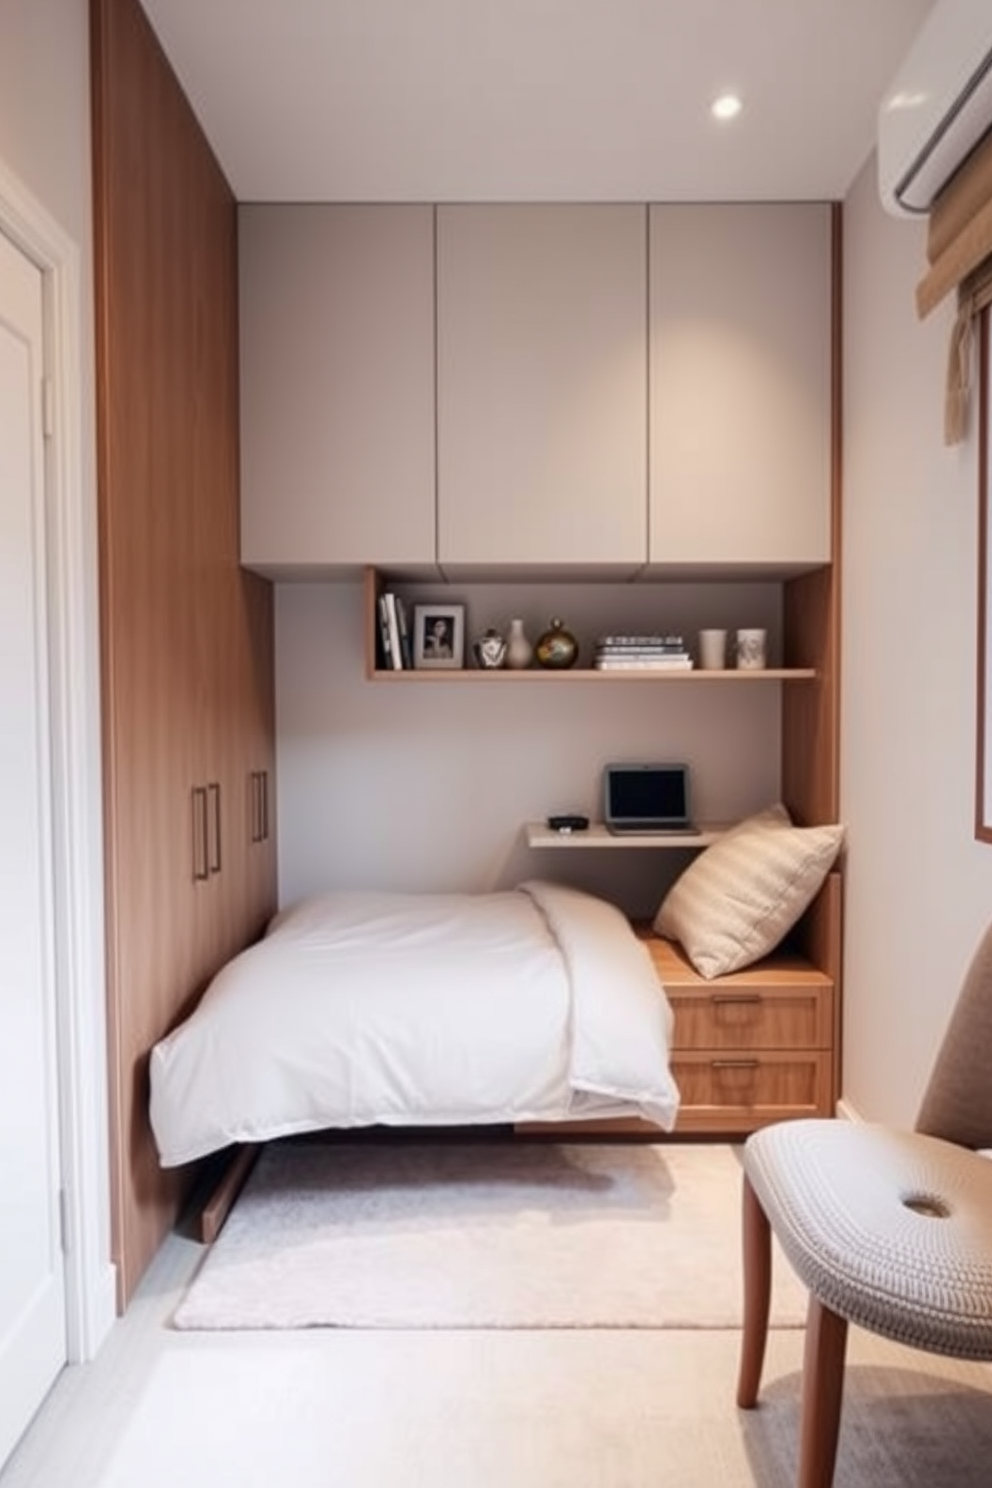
976,307,992,839
413,603,465,669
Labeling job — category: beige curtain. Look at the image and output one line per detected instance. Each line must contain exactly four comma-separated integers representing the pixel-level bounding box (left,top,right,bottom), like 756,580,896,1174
916,130,992,444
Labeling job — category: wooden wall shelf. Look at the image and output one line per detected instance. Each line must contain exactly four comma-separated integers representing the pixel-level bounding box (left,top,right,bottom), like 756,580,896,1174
369,666,817,682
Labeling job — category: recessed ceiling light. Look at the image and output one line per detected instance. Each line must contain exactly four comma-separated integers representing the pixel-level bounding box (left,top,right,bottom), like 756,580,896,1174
711,93,743,122
885,90,927,113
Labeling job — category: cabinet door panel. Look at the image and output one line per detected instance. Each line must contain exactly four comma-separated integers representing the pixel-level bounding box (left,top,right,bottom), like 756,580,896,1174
649,203,832,566
240,204,436,571
93,0,278,1304
437,204,647,568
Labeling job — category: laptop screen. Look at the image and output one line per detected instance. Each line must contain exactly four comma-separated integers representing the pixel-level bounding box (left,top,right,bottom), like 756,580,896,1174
604,763,692,832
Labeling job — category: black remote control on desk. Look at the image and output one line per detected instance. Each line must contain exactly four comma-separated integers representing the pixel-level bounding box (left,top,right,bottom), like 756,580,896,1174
546,814,590,833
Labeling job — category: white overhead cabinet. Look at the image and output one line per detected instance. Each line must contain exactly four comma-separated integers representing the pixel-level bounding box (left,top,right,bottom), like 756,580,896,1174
648,203,833,568
239,205,436,575
238,201,833,575
436,204,648,571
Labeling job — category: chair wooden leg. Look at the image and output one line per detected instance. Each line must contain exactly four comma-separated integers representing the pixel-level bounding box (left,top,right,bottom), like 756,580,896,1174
736,1174,773,1408
797,1296,849,1488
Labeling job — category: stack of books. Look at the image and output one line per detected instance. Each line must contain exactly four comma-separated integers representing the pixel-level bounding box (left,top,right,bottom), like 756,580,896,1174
377,590,414,670
593,633,694,670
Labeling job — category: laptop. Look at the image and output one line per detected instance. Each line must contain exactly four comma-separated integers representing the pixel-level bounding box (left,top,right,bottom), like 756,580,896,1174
603,762,697,835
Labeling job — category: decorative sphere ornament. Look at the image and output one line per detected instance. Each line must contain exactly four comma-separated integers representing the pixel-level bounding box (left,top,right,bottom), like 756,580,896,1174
535,617,579,669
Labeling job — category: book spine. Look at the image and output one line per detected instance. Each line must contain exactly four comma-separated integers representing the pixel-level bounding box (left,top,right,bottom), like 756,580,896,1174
384,591,404,670
377,594,393,670
394,594,414,670
596,635,686,647
597,647,688,656
595,657,694,670
595,651,691,661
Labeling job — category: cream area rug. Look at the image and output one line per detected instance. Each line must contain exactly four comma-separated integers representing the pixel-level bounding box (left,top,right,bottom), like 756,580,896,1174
172,1139,809,1332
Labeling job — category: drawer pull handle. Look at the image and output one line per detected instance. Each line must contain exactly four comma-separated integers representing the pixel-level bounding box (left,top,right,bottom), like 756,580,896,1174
711,994,763,1007
250,771,263,844
711,1059,760,1070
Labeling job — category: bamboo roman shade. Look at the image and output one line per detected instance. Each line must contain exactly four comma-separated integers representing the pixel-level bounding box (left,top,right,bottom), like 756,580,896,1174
916,128,992,444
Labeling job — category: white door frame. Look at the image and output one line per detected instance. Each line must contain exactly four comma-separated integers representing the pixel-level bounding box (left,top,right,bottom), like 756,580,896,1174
0,157,116,1360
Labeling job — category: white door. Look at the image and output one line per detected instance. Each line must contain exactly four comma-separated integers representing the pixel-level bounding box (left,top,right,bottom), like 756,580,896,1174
0,227,66,1466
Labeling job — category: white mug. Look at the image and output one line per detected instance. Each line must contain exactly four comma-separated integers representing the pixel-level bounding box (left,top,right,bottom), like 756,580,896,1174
698,629,727,670
736,628,767,670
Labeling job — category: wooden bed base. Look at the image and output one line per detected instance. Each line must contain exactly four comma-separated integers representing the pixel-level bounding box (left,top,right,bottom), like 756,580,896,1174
195,1144,259,1244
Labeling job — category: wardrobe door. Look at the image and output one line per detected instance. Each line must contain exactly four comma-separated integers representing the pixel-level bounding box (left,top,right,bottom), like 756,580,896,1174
92,0,277,1305
239,204,436,573
649,203,832,567
437,204,648,571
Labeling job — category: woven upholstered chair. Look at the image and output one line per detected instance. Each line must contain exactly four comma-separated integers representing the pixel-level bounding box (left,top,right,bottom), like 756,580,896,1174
737,918,992,1488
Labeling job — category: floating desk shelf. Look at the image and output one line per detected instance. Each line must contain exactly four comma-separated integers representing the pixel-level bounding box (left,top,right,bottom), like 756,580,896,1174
525,821,734,849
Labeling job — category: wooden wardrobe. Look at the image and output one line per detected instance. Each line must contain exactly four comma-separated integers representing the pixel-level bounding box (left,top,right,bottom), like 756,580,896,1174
91,0,277,1306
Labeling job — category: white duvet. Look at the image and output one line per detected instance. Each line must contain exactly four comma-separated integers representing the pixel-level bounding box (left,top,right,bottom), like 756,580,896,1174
149,880,680,1166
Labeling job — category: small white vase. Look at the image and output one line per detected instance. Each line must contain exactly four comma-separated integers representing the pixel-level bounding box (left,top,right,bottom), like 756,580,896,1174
505,617,533,670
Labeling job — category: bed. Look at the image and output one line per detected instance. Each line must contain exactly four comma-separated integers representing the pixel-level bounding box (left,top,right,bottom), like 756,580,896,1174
149,879,680,1167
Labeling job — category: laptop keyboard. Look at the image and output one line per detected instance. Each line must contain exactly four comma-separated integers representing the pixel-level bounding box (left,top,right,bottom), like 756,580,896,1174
607,821,697,835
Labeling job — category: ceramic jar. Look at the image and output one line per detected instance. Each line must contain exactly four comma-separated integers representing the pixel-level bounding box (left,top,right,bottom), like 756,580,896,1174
535,617,579,669
505,618,533,670
473,628,508,669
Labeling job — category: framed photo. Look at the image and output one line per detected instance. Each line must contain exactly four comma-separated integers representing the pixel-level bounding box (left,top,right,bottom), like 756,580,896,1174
413,604,465,669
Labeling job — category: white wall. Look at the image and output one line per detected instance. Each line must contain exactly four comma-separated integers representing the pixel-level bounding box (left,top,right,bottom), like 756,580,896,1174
0,2,92,233
842,155,992,1126
275,578,786,919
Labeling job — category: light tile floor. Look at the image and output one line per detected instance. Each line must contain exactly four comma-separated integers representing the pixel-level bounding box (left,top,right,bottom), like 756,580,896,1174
3,1231,992,1488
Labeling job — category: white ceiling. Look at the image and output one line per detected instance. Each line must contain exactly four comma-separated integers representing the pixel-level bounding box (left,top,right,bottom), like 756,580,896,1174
138,0,936,204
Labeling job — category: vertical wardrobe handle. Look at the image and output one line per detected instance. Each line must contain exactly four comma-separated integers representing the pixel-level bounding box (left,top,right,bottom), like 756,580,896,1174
249,771,262,844
249,770,270,844
191,786,209,882
207,782,222,874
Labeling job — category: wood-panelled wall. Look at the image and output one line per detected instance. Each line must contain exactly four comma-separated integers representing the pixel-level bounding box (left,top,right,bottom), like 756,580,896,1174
91,0,277,1307
782,203,843,1092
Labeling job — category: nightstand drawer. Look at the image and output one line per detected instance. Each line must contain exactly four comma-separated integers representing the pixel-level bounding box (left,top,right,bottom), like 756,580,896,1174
668,983,833,1051
671,1050,834,1132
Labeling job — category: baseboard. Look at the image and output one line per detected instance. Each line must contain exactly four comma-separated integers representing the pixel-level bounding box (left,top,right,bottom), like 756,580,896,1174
71,1261,117,1363
835,1097,864,1123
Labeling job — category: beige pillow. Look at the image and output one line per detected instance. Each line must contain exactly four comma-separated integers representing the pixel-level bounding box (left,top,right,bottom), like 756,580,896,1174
653,804,844,979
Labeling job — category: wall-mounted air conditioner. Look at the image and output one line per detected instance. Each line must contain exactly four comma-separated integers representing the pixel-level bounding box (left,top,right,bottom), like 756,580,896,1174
878,0,992,217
